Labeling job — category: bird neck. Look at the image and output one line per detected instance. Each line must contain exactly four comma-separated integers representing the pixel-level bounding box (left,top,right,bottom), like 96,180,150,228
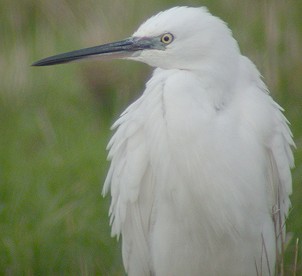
191,58,240,110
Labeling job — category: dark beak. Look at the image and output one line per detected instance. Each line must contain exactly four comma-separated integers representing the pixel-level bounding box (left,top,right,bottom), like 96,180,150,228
32,37,158,66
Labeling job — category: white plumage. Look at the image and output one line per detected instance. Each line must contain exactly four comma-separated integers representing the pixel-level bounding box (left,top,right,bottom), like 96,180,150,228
33,6,295,276
103,7,294,276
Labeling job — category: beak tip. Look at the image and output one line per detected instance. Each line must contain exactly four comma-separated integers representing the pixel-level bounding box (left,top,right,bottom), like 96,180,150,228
31,59,50,67
31,61,41,67
31,58,69,67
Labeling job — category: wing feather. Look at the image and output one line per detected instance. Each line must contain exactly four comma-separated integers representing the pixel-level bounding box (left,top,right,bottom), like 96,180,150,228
267,101,295,234
103,73,165,275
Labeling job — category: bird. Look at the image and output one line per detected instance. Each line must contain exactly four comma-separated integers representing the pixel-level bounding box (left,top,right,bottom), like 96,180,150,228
32,6,295,276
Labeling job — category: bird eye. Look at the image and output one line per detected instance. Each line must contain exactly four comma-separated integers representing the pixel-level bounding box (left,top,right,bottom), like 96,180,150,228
161,33,174,44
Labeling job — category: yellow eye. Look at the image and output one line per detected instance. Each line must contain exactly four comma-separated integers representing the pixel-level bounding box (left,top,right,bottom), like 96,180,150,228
161,33,174,44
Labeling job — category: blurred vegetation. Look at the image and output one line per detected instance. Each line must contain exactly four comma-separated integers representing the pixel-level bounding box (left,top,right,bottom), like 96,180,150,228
0,0,301,275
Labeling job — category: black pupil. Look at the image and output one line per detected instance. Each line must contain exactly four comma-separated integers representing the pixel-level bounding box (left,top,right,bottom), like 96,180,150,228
164,35,170,42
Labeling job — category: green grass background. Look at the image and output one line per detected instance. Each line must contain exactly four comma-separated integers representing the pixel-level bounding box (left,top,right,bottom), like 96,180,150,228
1,0,301,275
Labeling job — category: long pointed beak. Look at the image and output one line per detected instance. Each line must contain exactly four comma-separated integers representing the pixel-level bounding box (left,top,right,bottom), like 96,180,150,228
32,37,158,66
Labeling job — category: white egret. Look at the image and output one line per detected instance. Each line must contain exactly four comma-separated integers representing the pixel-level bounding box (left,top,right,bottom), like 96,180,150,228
33,6,295,276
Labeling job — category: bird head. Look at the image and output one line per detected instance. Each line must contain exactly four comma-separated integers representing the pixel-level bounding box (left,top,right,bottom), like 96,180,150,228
32,6,240,73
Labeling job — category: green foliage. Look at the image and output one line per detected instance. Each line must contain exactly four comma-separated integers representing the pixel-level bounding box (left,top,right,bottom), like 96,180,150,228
0,0,301,274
